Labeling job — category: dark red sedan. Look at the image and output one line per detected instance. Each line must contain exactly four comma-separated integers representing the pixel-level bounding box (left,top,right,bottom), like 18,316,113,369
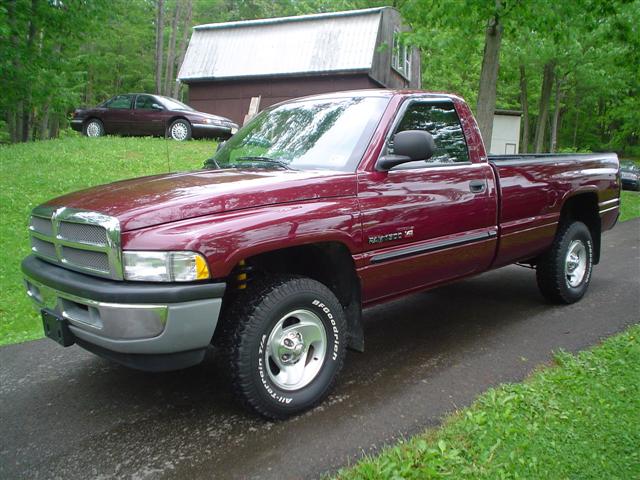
71,93,238,141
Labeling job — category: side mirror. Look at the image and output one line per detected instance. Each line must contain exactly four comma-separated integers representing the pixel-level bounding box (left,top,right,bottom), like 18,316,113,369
151,103,164,110
377,130,436,171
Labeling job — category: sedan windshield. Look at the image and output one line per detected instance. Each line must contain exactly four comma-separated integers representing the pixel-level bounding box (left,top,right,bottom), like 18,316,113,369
204,96,388,172
159,96,194,111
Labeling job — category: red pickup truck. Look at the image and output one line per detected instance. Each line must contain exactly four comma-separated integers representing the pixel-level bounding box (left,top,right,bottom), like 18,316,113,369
22,90,620,419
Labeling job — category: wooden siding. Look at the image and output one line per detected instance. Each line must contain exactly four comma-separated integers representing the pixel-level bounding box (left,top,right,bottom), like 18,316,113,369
369,8,421,89
187,74,380,124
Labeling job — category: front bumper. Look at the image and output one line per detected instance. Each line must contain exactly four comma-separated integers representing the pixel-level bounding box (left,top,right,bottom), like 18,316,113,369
70,119,83,132
191,123,238,139
621,178,639,190
22,256,225,371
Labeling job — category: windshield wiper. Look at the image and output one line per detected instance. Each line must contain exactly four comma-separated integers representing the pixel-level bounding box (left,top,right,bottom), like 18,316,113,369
235,156,294,170
204,157,221,169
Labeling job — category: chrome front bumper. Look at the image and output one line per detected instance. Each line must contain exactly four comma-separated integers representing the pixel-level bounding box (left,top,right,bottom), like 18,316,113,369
22,256,225,370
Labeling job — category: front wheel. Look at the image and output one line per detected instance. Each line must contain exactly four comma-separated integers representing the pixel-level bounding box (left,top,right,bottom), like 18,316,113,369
536,221,594,304
168,119,192,141
222,276,347,419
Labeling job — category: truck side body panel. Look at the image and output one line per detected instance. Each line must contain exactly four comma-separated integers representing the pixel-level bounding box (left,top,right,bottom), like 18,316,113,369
489,154,620,267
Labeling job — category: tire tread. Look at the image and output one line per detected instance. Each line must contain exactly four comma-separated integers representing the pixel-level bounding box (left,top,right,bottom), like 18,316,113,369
220,275,346,419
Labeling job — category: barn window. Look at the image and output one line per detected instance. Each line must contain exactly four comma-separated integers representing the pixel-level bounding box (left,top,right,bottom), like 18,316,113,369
392,29,411,80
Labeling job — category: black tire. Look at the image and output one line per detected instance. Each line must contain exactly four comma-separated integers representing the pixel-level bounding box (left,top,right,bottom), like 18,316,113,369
536,221,594,304
83,119,104,137
222,275,347,420
167,119,192,141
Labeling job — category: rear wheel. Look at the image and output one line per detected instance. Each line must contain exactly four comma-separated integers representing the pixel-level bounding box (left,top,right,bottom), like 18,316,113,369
222,275,347,419
536,221,594,304
83,119,104,137
168,119,192,141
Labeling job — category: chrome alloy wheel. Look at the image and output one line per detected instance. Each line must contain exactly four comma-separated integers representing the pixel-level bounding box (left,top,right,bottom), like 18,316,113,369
565,239,588,287
265,309,327,391
85,121,102,137
170,122,188,141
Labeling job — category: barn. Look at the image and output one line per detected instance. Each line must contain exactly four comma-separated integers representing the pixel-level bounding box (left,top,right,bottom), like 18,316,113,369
177,7,421,124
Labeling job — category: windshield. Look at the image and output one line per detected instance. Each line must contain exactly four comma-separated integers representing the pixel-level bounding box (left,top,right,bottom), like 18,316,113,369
204,96,388,172
159,96,194,111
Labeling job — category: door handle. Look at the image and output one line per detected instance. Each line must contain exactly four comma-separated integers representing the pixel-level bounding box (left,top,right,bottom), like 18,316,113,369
469,180,487,193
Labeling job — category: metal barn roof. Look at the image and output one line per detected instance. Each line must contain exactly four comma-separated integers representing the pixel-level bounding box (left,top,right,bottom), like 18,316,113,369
178,8,386,81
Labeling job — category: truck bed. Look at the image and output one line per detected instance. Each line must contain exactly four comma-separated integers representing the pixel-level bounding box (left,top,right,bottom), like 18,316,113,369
487,152,620,268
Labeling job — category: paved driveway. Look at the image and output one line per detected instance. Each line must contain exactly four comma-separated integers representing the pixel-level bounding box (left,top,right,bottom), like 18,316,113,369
1,219,638,480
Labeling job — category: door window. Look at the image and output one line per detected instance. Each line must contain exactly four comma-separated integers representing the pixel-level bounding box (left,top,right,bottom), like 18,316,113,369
391,102,469,166
135,95,156,110
105,95,132,109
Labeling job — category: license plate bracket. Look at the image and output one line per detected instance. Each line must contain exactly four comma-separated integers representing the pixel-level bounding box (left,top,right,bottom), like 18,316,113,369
42,309,75,347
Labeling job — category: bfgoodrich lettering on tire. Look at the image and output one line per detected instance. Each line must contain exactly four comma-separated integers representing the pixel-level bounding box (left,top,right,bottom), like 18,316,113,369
223,275,347,419
536,221,594,304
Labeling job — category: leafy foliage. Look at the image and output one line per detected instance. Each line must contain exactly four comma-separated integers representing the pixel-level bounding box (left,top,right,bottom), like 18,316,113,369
0,0,637,153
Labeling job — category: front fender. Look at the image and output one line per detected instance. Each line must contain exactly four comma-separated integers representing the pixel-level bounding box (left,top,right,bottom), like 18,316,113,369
121,198,363,278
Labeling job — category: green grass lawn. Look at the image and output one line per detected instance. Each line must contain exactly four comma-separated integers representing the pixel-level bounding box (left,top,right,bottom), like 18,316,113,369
620,189,640,222
335,324,640,479
0,135,211,346
0,137,639,346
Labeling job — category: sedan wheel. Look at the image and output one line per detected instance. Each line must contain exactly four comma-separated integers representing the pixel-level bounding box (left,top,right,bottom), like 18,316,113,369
84,119,104,137
169,119,192,141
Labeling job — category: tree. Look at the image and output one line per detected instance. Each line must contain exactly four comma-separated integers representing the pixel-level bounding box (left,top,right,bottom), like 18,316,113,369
154,0,165,94
476,0,503,152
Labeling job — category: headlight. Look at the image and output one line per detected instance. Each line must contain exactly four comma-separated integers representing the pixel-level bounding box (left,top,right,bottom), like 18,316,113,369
204,118,222,125
123,251,210,282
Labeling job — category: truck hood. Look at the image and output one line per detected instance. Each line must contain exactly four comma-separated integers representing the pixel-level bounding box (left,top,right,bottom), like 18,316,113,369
45,169,356,231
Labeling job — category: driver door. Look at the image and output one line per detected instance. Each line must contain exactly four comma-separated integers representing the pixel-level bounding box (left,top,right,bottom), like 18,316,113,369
357,99,498,303
132,95,166,136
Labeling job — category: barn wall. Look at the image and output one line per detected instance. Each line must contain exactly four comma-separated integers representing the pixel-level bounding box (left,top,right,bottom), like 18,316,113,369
186,74,380,124
370,8,421,89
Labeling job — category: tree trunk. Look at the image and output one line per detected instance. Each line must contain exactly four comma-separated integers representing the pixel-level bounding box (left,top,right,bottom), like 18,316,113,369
172,0,193,98
6,0,18,143
573,95,580,148
163,2,180,96
519,64,529,153
476,1,503,153
49,114,60,139
155,0,165,94
534,60,555,152
21,0,38,142
39,102,51,140
550,73,565,152
15,102,23,144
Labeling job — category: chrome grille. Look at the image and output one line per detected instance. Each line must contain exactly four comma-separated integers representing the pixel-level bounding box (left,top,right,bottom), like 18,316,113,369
27,206,123,280
58,221,108,245
61,247,110,273
29,216,53,236
31,237,57,258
